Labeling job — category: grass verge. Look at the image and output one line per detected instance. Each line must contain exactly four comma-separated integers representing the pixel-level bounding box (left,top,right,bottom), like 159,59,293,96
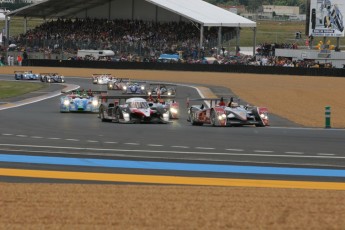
0,81,46,99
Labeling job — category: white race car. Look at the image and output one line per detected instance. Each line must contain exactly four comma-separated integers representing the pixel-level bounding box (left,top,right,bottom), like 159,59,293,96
92,73,113,84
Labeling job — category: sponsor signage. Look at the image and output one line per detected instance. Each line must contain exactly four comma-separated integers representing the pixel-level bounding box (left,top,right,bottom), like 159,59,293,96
309,0,345,37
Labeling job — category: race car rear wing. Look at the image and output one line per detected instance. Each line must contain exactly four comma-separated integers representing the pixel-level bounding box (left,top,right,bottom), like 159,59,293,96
61,89,107,95
148,83,177,87
126,80,147,84
187,97,239,108
92,73,112,77
14,70,32,73
40,73,59,75
116,78,130,82
100,94,174,103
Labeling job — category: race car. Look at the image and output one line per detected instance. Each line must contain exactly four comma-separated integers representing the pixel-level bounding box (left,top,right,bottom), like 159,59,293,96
147,83,177,96
107,78,130,90
40,73,65,83
60,89,107,113
98,95,170,124
147,94,179,119
122,81,147,94
14,70,40,80
92,73,113,84
187,97,269,127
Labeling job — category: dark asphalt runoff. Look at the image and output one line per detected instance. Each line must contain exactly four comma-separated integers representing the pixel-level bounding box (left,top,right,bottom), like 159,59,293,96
1,74,345,186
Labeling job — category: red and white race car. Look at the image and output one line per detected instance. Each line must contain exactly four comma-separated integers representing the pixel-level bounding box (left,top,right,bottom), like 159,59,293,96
99,95,171,124
187,97,269,127
107,78,129,90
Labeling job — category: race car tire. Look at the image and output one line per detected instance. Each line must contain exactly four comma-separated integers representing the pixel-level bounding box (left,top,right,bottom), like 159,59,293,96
210,110,217,127
115,108,121,122
189,110,203,126
99,106,108,122
252,108,265,127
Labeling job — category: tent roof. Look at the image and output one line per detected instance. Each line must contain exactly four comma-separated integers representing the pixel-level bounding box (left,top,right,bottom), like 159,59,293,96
146,0,256,27
6,0,109,19
6,0,256,27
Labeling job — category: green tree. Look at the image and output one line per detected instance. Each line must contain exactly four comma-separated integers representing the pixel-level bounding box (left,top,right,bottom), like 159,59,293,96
246,0,262,13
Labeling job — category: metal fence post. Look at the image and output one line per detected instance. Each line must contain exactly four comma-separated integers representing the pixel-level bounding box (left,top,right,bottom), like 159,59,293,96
325,106,331,128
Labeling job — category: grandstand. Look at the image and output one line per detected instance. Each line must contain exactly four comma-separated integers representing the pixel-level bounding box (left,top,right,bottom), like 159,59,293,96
4,0,257,59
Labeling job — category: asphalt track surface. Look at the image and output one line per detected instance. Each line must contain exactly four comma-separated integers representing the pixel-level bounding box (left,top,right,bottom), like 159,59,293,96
1,75,345,188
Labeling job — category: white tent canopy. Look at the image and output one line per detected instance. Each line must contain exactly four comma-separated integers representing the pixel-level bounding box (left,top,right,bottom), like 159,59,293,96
6,0,255,28
146,0,256,27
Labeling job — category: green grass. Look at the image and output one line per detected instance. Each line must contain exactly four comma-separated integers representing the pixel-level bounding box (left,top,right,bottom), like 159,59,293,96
0,81,46,99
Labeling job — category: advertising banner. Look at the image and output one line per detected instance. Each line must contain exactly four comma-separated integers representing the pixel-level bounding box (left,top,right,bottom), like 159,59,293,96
309,0,345,37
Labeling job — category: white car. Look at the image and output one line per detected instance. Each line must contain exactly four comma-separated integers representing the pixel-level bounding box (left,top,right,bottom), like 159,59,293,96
92,74,113,84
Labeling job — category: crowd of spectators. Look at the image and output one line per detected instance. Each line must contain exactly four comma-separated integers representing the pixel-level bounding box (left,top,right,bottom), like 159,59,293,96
5,18,335,68
11,18,236,61
256,42,298,56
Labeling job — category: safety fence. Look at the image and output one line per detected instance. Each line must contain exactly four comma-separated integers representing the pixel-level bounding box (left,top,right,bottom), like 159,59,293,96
25,59,345,77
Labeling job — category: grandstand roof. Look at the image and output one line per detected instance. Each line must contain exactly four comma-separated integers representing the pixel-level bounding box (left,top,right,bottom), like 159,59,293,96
6,0,256,28
147,0,256,27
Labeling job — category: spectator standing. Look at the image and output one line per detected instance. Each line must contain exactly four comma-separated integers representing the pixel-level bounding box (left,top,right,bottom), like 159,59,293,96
10,55,14,66
7,55,10,66
22,50,28,66
17,55,22,66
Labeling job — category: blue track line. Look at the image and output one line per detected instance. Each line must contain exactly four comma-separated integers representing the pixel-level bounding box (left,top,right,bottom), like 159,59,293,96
1,153,345,177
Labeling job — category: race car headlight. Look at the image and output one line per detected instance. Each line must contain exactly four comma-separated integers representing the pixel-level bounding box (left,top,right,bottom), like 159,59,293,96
92,100,98,106
170,108,178,114
63,100,70,106
123,86,127,90
141,86,145,90
98,79,103,84
218,114,226,120
123,112,130,119
147,91,152,95
260,113,268,120
163,112,170,118
167,91,172,96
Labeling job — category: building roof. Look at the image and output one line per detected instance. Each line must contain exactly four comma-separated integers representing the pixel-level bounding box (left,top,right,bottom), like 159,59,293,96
6,0,256,28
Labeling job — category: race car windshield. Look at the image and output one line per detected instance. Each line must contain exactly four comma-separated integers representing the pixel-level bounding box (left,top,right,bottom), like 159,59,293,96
129,102,149,109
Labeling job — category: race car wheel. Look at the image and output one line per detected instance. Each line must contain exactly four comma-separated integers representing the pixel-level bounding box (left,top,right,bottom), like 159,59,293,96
189,110,202,126
99,106,107,122
115,108,121,122
255,123,265,127
210,110,217,127
189,111,196,125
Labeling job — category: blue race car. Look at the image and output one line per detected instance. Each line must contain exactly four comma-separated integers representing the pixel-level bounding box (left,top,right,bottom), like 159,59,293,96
60,89,107,113
14,70,40,80
122,81,147,94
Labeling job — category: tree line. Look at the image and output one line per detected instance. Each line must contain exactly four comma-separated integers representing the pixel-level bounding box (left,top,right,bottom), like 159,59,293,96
205,0,306,13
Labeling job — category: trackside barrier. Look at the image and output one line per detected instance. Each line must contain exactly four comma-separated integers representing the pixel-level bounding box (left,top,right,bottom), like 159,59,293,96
25,59,345,77
325,106,331,128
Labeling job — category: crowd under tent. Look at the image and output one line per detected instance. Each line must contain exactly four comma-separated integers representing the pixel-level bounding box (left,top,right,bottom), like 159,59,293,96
5,0,257,55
